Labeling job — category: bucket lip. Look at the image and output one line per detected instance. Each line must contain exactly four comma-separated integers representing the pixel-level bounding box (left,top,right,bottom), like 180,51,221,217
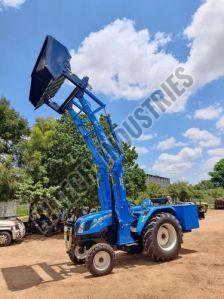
31,35,51,77
31,35,71,77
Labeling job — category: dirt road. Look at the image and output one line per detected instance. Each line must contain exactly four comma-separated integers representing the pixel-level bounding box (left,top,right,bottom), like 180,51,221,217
0,210,223,299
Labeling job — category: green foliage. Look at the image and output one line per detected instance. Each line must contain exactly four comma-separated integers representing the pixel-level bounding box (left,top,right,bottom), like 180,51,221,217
168,181,193,202
3,98,223,211
99,115,147,199
44,113,98,208
0,156,18,202
194,180,214,190
17,117,57,184
16,112,146,209
122,143,147,200
136,182,166,203
209,159,224,188
208,187,224,199
0,97,29,154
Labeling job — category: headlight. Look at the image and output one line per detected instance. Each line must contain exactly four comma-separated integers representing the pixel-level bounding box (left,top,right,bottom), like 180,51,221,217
12,224,19,231
77,222,84,234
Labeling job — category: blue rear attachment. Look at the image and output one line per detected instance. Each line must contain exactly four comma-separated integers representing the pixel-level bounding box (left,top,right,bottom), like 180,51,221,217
134,202,199,235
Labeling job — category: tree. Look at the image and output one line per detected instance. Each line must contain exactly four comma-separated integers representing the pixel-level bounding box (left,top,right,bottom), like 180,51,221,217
44,113,147,207
0,97,29,154
137,182,166,203
209,159,224,188
44,113,97,209
99,115,147,200
209,187,224,199
0,157,18,202
17,111,147,209
168,182,193,202
194,179,214,190
17,117,57,184
122,143,147,200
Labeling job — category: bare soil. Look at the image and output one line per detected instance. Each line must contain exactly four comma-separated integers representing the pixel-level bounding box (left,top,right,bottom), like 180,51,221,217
0,210,223,299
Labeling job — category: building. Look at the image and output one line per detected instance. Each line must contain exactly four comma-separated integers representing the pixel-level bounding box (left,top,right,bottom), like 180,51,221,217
146,174,170,188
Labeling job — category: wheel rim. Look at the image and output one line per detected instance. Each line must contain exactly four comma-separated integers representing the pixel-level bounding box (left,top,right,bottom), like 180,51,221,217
93,251,111,271
0,234,8,245
74,245,87,260
157,223,177,251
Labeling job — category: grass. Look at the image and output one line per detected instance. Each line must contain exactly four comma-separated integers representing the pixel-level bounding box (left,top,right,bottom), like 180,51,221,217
16,204,29,217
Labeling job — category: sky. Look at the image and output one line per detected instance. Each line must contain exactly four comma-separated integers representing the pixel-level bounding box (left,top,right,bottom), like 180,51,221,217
0,0,224,184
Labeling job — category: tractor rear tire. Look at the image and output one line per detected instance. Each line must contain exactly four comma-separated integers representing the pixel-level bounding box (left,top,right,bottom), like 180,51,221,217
68,245,86,265
143,212,182,262
86,243,115,276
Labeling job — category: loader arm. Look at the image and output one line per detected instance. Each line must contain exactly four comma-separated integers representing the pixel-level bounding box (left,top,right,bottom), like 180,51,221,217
29,36,134,245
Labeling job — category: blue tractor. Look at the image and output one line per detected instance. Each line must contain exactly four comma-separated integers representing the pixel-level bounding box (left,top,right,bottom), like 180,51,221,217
29,36,199,276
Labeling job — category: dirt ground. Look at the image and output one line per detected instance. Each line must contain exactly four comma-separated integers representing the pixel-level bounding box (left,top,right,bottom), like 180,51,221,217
0,210,223,299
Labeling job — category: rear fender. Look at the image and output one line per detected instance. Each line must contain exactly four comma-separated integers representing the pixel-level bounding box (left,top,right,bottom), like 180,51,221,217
135,206,176,236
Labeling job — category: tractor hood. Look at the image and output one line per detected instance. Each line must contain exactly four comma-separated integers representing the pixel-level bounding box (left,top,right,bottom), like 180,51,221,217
0,218,18,227
75,210,112,235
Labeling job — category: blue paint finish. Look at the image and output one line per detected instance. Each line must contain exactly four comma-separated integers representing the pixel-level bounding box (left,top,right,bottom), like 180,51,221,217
75,210,112,236
29,36,199,248
74,202,199,240
29,36,134,245
173,204,199,231
134,203,199,235
134,205,176,235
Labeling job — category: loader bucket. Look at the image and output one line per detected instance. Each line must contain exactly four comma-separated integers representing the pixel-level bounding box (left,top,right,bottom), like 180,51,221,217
29,35,71,109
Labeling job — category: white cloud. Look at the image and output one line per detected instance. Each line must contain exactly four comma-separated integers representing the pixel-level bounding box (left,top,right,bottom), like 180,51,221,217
216,115,224,132
0,0,26,9
157,137,185,150
184,0,224,88
183,127,221,148
69,0,224,112
70,19,178,100
135,146,149,154
152,147,202,177
194,105,222,120
207,148,224,157
171,0,224,111
137,134,154,141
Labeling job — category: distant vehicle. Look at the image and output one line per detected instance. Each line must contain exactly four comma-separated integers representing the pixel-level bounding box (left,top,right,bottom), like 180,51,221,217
214,198,224,209
0,218,26,246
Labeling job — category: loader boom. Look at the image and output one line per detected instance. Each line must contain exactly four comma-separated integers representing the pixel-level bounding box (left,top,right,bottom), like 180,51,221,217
29,36,134,244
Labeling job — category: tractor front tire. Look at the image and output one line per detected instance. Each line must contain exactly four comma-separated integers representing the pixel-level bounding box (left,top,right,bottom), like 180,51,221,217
86,243,115,276
68,245,87,265
143,213,182,262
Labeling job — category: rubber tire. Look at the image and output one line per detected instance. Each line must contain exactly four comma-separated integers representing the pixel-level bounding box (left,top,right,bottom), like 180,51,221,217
0,231,12,247
143,212,182,262
86,243,115,276
68,245,86,265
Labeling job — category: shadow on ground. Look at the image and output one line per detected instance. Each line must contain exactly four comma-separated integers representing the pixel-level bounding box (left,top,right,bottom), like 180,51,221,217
1,247,197,292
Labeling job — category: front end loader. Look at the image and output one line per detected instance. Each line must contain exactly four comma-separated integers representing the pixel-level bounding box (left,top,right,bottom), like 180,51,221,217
29,36,199,276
